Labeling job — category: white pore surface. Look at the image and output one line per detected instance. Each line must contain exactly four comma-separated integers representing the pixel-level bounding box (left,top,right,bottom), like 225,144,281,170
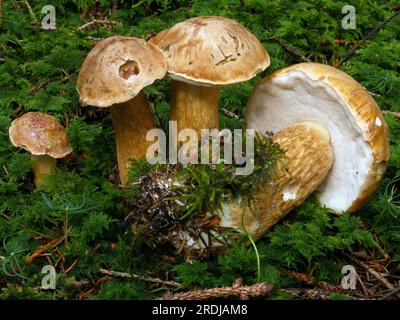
247,70,373,213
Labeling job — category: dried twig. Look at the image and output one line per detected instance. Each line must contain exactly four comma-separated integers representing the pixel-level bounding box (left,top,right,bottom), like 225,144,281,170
3,165,9,176
347,255,395,290
283,269,342,292
160,278,273,300
86,36,105,42
27,236,63,263
99,268,181,288
23,0,38,23
334,39,362,46
79,276,111,300
367,91,381,97
76,19,117,32
285,270,314,285
354,271,370,297
31,79,50,94
282,269,373,299
381,286,400,300
383,110,400,120
374,235,391,261
273,37,312,63
68,278,91,288
221,107,240,120
338,10,400,66
280,288,355,300
65,259,78,274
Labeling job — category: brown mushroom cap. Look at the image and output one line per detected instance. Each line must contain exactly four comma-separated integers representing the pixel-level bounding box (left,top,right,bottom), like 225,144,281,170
149,16,270,86
246,63,390,213
77,36,167,108
9,112,72,158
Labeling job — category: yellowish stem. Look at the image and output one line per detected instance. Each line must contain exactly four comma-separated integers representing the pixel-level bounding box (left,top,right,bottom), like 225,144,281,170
31,154,57,187
111,91,158,186
170,80,220,141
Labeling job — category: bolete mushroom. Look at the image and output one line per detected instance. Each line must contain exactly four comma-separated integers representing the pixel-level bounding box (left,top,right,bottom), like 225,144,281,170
219,122,333,240
175,121,333,251
149,16,270,140
9,112,72,187
246,63,390,213
76,36,167,185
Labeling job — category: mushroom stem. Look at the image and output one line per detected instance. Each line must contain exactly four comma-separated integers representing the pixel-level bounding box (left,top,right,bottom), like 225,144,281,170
170,80,220,139
111,91,157,186
31,154,57,187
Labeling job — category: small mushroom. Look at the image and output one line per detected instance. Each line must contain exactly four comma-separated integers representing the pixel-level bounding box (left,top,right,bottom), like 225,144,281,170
149,16,269,140
246,63,390,213
9,112,72,187
77,36,167,185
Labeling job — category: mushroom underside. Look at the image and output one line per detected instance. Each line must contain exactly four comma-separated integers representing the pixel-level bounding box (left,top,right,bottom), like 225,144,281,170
247,70,375,213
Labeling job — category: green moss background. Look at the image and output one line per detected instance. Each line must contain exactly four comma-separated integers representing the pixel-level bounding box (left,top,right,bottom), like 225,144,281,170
0,0,399,299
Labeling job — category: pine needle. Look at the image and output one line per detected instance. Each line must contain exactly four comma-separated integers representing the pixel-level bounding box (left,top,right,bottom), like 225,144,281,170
160,278,273,300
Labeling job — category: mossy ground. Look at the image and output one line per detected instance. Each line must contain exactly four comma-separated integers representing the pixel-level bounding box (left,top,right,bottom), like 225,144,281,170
0,0,399,300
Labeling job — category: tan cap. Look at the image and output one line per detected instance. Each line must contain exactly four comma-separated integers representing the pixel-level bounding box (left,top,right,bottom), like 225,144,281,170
77,36,167,108
246,62,390,213
149,16,270,86
9,112,72,158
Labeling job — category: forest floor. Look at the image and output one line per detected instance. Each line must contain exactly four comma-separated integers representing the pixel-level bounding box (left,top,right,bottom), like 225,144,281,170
0,0,399,300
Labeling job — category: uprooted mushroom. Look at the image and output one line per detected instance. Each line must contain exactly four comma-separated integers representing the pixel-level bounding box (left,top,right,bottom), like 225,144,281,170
125,121,333,257
149,16,270,145
77,36,167,186
246,62,390,213
174,121,334,254
9,112,72,187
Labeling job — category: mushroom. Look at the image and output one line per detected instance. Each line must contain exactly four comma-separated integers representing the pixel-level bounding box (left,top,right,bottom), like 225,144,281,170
246,63,390,213
76,36,167,185
220,122,333,240
9,112,72,187
149,16,270,140
175,121,333,250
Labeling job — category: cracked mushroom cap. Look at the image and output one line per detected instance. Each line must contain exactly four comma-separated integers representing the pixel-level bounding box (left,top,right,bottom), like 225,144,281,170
246,63,390,213
77,36,167,108
9,112,72,158
149,16,270,86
